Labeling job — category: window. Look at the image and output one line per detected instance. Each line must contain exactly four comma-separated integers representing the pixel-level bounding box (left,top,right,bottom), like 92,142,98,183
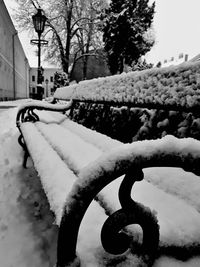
179,53,184,59
32,75,35,82
50,76,53,82
42,76,44,82
32,87,35,94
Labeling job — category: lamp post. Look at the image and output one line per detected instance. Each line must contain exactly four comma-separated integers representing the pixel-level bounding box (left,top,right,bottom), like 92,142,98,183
32,8,47,100
45,78,49,98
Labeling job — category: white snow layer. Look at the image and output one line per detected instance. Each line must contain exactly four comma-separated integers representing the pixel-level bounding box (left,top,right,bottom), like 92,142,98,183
53,61,200,107
20,122,77,224
0,106,56,267
20,113,200,252
2,100,200,266
17,99,73,112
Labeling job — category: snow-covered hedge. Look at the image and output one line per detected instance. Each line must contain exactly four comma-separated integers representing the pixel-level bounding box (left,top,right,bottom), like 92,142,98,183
54,61,200,142
70,103,200,142
55,61,200,109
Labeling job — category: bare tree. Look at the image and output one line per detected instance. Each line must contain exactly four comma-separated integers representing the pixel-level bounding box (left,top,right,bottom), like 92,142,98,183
14,0,108,80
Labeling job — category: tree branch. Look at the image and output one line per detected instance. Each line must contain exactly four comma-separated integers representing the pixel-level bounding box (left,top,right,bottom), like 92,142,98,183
70,17,94,31
29,0,40,9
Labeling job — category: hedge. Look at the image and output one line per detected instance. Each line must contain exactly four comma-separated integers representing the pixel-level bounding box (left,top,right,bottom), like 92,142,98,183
55,60,200,111
55,60,200,142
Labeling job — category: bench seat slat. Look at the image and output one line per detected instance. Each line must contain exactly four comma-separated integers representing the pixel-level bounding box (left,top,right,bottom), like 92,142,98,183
20,122,77,224
61,119,122,152
35,110,67,124
17,101,200,266
21,121,200,248
35,121,103,174
35,110,122,152
19,117,200,260
36,118,200,248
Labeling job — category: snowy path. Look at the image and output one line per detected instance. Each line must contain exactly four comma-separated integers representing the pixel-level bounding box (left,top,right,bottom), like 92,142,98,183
1,102,200,266
0,107,57,267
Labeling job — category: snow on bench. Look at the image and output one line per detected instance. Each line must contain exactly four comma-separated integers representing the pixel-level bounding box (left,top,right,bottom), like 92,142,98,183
16,99,200,267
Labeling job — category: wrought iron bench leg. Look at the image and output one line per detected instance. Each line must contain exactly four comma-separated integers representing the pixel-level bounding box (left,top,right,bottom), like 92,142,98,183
56,168,159,267
18,134,29,168
23,149,29,168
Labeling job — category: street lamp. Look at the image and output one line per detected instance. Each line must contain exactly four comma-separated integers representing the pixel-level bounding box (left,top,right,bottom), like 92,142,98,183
32,8,47,99
45,78,49,98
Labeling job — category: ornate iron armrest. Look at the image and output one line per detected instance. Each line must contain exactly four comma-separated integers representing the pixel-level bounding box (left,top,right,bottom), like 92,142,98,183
16,100,73,126
56,136,200,267
16,100,73,168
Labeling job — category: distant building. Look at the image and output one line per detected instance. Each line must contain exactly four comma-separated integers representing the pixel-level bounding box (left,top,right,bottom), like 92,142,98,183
70,51,111,82
161,53,188,67
0,0,111,100
0,0,30,100
29,67,61,98
188,54,200,63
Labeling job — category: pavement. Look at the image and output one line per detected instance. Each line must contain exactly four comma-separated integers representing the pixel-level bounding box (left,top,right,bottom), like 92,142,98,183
0,106,17,109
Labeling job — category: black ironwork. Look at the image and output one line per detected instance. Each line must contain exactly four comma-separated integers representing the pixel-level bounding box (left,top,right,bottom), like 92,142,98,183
15,99,200,267
18,134,26,151
16,101,73,168
32,8,47,99
18,134,29,168
30,39,48,46
16,107,39,167
101,169,159,264
32,8,47,35
56,167,159,266
56,146,200,267
69,98,200,114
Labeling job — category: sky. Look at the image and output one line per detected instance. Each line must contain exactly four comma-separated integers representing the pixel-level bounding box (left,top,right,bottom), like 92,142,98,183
146,0,200,64
3,0,200,67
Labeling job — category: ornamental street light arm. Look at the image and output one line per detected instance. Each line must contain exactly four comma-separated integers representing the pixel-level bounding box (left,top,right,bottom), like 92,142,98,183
32,8,47,99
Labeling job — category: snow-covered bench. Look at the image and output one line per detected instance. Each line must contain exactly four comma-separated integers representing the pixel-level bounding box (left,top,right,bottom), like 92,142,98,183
16,94,200,267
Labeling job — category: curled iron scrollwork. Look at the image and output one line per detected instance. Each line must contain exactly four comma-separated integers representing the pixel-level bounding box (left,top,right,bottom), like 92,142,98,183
101,168,159,263
16,107,39,126
17,133,30,168
24,109,39,122
16,100,73,127
16,101,74,169
56,168,160,267
18,134,26,150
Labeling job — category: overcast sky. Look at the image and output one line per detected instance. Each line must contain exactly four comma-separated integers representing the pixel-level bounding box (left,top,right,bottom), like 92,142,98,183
4,0,200,67
146,0,200,64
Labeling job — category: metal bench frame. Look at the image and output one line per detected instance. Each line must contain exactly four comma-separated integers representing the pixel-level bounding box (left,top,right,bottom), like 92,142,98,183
16,99,200,267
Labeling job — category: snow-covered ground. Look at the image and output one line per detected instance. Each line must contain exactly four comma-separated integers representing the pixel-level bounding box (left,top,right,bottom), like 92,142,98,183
0,101,57,267
1,99,200,267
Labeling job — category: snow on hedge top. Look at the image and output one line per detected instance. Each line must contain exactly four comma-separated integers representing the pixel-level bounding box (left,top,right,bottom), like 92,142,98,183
54,61,200,108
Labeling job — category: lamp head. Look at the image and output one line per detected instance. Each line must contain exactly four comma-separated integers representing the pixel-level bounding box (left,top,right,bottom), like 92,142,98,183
32,8,47,35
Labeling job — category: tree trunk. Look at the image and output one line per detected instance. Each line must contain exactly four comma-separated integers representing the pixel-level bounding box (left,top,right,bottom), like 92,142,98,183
63,0,74,75
83,56,88,80
61,56,69,74
119,56,124,73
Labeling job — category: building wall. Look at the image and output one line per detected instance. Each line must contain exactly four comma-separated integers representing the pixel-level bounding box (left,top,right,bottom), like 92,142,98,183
0,0,29,100
161,53,188,68
29,67,61,97
71,54,111,82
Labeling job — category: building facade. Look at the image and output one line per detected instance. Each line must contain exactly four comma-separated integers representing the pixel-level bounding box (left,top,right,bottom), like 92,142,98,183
70,52,111,82
161,53,188,68
0,0,30,100
29,67,61,98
